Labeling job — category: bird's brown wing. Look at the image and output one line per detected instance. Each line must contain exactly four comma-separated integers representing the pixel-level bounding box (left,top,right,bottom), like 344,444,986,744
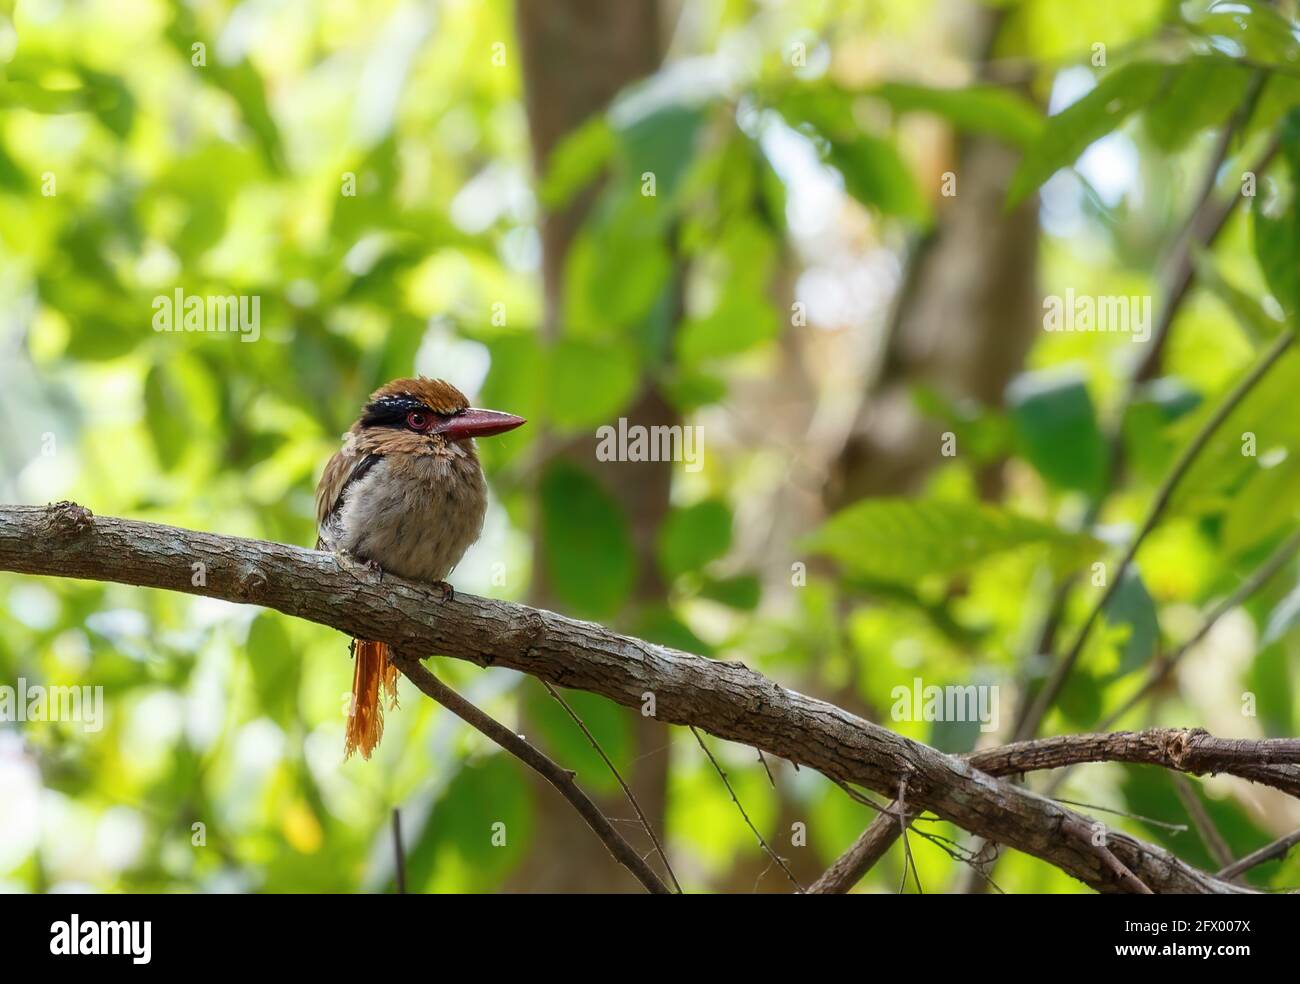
314,445,381,550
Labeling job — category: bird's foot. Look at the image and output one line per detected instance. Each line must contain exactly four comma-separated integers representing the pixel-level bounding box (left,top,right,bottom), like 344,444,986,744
433,580,454,603
338,550,385,583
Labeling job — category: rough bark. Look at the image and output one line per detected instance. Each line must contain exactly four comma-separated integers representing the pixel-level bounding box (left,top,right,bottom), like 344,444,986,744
810,730,1300,893
0,501,1270,895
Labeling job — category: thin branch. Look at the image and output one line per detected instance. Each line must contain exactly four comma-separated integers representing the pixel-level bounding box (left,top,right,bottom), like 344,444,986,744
1130,81,1275,387
1037,528,1300,801
1018,329,1295,739
809,727,1300,894
1010,110,1280,741
1053,797,1188,833
390,655,672,895
1100,528,1300,730
1061,814,1152,895
825,777,1002,893
540,680,682,893
391,808,407,895
896,780,921,894
1172,775,1234,870
1217,828,1300,881
689,726,803,893
0,502,1253,894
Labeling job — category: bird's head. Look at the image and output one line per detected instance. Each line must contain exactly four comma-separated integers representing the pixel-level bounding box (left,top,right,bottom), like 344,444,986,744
358,377,526,444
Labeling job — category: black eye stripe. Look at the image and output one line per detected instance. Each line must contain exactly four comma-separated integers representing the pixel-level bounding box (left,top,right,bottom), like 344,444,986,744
360,396,431,430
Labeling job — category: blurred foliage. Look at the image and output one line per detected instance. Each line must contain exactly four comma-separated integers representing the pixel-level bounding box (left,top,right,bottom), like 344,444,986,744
1,0,1299,894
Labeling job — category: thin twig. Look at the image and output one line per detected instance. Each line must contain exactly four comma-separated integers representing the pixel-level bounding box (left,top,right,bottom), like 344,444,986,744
1129,76,1274,388
0,503,1254,895
540,680,682,893
810,726,1300,894
896,780,921,894
1172,774,1235,870
1061,814,1153,894
391,655,672,895
1100,528,1300,730
1010,104,1279,741
825,777,1001,893
689,726,803,892
1053,797,1188,833
1018,329,1296,739
1218,828,1300,881
392,808,407,895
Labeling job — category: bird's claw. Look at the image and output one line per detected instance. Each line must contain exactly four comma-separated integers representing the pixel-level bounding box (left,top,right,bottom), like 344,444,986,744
433,580,454,603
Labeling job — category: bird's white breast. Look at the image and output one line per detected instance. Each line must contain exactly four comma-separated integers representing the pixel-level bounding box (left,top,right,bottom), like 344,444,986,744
332,446,488,583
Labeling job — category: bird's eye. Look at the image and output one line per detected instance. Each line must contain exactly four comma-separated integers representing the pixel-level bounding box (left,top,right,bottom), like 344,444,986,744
406,411,429,431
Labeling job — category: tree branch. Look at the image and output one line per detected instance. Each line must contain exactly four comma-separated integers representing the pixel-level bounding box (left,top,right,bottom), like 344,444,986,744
389,654,672,894
1217,828,1300,881
809,729,1300,894
1017,328,1295,739
0,502,1259,894
540,680,681,893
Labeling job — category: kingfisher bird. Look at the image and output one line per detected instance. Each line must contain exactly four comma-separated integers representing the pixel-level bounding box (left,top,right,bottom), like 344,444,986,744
315,377,525,758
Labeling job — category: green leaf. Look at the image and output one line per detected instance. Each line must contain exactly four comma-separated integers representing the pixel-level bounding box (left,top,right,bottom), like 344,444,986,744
539,461,635,618
1195,249,1288,343
775,85,928,221
1262,582,1300,646
1183,1,1300,67
246,612,299,726
143,362,192,471
539,117,617,210
698,573,761,610
1143,59,1250,153
165,12,285,173
525,687,631,797
617,103,705,204
657,499,732,580
1252,108,1300,317
1222,457,1300,555
478,334,544,467
1250,638,1293,735
1007,369,1107,497
404,755,531,888
566,190,671,332
1171,351,1300,516
826,131,929,222
805,498,1089,583
1058,669,1103,728
870,82,1044,149
1121,378,1202,485
677,289,780,364
76,65,134,138
1102,567,1159,676
544,338,639,430
1009,62,1169,206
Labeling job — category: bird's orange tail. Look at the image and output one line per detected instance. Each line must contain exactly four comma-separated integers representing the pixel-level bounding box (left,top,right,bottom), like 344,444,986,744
345,639,400,759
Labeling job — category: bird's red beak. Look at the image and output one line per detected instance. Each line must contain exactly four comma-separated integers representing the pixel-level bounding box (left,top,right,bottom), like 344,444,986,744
435,408,526,442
